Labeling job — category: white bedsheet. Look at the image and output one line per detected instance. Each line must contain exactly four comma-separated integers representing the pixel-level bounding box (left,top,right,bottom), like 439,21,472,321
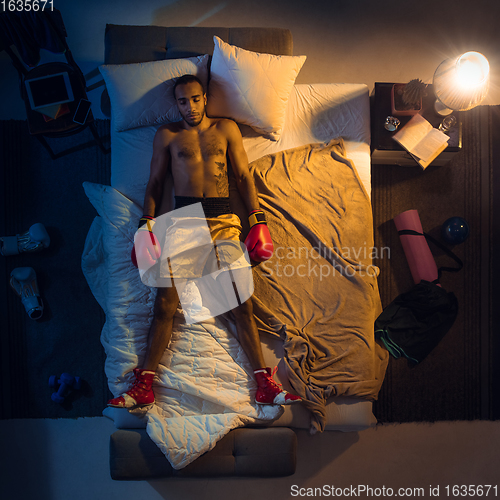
110,83,371,207
242,83,371,195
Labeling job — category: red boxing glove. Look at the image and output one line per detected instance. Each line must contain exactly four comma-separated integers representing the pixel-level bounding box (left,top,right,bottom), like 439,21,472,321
244,210,274,262
131,216,161,269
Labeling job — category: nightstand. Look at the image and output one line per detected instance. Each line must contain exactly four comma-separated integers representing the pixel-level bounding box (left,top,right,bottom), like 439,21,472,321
370,82,462,166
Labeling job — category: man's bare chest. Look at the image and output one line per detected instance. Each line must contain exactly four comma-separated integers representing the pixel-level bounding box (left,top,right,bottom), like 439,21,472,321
172,134,226,162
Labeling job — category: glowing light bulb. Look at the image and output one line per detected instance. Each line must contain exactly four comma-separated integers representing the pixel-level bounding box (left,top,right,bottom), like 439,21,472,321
455,52,489,89
433,51,490,114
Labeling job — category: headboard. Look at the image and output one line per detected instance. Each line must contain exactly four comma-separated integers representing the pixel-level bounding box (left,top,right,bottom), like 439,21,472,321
100,25,293,115
104,25,293,64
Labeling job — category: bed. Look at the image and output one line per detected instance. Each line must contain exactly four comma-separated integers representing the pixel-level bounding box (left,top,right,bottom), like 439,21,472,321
81,25,389,474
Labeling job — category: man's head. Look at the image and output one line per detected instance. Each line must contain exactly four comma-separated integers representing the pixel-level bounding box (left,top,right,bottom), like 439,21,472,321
173,75,207,127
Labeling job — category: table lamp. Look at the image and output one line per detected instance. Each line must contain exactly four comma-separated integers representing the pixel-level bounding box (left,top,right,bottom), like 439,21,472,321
433,51,490,115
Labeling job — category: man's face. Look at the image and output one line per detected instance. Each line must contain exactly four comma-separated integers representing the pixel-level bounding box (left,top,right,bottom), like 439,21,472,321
175,82,207,127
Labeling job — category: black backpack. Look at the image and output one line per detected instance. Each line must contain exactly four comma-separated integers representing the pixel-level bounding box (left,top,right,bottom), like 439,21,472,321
375,230,462,364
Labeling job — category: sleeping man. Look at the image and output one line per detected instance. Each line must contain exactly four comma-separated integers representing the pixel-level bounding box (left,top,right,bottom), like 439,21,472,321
108,74,301,409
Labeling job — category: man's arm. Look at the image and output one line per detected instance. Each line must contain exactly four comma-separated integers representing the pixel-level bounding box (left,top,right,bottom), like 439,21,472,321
223,119,273,262
143,127,171,218
223,120,260,213
131,128,171,269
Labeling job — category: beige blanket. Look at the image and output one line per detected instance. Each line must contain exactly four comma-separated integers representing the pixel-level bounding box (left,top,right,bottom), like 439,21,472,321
245,139,389,432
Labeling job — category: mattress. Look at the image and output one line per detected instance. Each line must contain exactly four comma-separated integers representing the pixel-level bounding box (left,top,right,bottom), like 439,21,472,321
98,82,377,433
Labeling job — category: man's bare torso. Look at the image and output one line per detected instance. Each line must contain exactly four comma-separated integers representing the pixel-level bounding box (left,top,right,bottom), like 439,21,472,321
159,117,230,201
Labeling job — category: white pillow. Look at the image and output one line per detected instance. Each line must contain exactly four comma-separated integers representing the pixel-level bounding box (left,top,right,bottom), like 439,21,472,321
99,55,209,131
207,36,306,141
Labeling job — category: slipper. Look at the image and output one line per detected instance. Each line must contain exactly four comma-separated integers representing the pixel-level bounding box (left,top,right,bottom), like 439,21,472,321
10,267,44,320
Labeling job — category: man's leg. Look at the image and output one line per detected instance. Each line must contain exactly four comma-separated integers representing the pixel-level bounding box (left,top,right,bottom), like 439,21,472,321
231,292,301,406
212,236,302,406
107,285,179,408
143,285,180,371
231,296,266,370
216,261,265,370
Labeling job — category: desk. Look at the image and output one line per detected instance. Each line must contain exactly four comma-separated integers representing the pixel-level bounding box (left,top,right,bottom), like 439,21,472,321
370,82,462,167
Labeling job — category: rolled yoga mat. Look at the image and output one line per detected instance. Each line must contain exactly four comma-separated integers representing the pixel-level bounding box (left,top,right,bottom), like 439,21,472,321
393,209,439,285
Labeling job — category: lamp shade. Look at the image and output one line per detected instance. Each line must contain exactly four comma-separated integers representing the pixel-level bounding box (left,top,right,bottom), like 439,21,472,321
433,51,490,112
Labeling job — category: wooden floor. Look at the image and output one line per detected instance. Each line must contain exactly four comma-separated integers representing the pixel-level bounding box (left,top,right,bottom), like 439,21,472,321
371,105,498,422
0,120,111,419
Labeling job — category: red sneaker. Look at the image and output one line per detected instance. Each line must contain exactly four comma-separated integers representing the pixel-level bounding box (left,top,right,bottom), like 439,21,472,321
107,368,155,408
254,367,302,405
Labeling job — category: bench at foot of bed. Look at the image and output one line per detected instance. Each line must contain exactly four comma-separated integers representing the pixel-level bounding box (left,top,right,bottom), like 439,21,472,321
109,427,297,479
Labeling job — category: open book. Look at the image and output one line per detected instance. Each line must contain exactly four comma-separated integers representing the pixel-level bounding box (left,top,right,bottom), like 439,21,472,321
392,114,449,169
